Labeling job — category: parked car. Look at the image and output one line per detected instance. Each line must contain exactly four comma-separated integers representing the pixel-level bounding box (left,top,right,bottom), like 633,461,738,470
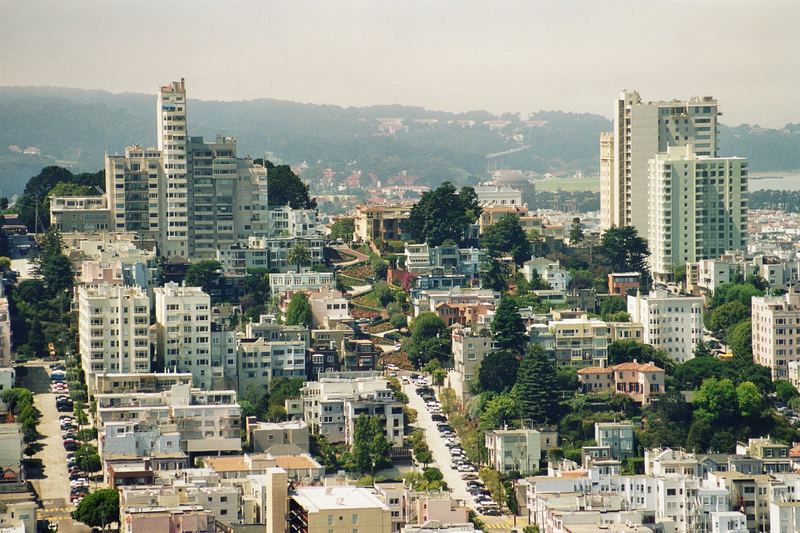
478,507,502,516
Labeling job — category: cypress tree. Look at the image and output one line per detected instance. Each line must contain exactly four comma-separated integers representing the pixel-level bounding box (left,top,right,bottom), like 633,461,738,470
491,296,528,354
517,344,559,424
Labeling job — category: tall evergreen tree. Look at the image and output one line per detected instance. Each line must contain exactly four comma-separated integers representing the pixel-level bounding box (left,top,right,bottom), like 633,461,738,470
491,296,528,354
351,415,392,474
481,212,532,265
406,182,481,246
517,344,559,424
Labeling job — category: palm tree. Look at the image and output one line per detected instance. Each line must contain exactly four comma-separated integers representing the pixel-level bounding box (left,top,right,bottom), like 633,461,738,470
287,242,312,272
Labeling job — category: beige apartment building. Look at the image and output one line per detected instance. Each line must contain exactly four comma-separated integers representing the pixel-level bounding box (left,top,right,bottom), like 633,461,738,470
287,486,392,533
450,326,493,402
49,195,111,233
353,204,411,243
600,90,720,235
752,289,800,379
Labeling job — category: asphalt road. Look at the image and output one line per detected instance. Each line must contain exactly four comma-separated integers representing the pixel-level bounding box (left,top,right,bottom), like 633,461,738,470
16,361,90,532
403,381,470,502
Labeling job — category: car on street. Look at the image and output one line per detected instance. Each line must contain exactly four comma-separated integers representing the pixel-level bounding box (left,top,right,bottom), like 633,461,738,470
461,473,479,480
478,506,502,516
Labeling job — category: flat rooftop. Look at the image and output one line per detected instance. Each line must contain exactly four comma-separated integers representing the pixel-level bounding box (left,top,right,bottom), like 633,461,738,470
292,486,389,513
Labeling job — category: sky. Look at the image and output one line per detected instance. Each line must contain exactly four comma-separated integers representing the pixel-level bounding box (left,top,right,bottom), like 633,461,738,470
1,0,799,127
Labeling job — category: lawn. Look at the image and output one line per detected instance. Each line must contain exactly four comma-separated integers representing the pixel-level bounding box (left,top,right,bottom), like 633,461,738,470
534,176,599,192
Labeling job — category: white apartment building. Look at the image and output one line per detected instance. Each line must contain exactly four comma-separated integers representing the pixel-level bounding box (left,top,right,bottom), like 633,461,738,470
155,282,212,389
267,205,319,237
627,290,703,363
522,257,572,292
648,145,748,279
450,327,493,402
78,284,151,393
752,289,800,379
485,428,558,474
158,79,189,257
216,234,325,274
301,372,404,446
96,383,241,455
403,243,484,276
236,337,307,394
474,184,524,207
411,287,499,317
600,90,719,234
309,288,352,329
687,253,800,295
49,195,111,233
269,271,334,296
0,285,11,368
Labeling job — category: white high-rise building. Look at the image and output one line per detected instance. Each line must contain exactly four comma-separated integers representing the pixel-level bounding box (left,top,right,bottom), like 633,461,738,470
78,284,151,393
752,289,800,380
600,90,720,235
627,290,704,363
157,79,189,257
648,145,748,279
155,282,212,389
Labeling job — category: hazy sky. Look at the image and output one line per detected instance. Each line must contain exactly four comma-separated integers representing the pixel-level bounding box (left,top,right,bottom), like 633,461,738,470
2,0,799,127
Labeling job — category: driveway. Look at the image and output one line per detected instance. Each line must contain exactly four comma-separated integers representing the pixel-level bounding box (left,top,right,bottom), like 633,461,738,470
403,381,470,503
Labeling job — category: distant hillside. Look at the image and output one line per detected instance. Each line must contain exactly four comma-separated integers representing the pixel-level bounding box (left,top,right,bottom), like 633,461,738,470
1,86,799,197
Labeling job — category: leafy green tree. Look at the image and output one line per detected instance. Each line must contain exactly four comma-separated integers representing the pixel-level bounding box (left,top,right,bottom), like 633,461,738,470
478,350,520,393
481,213,532,265
694,341,713,358
15,166,104,230
491,296,528,354
411,312,448,344
27,319,46,357
710,282,764,309
262,161,316,209
269,377,304,408
706,301,749,341
516,345,559,424
598,226,650,283
351,415,392,474
242,384,271,421
607,340,675,373
569,217,585,243
479,391,520,430
390,313,407,329
285,292,312,327
72,489,119,529
686,417,713,452
287,243,312,272
431,368,447,386
184,260,221,294
736,381,764,418
728,319,753,358
406,182,481,246
776,380,800,403
600,296,626,318
79,452,102,473
480,257,510,292
372,282,394,307
406,313,450,367
694,377,738,424
329,218,355,241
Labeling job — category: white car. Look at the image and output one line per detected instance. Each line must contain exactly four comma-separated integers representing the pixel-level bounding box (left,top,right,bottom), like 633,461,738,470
458,464,477,472
386,364,399,371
